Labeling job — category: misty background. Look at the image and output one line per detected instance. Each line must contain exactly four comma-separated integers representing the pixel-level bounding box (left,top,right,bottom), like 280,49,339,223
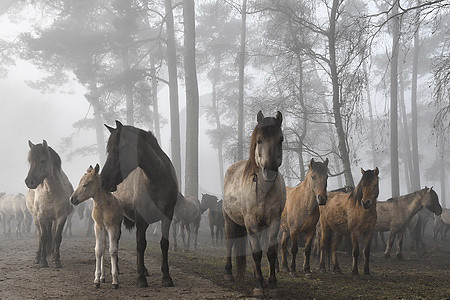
0,0,448,206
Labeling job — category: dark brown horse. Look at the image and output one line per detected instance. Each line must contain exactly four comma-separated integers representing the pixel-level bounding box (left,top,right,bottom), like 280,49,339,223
201,193,224,246
100,121,178,288
280,158,329,277
319,168,379,276
223,111,285,297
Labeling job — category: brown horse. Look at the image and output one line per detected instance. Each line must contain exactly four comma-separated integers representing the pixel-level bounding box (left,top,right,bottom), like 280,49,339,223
25,140,74,268
223,111,285,297
319,168,379,276
100,121,178,288
71,164,123,289
279,158,329,277
172,193,202,252
201,193,224,246
374,187,442,260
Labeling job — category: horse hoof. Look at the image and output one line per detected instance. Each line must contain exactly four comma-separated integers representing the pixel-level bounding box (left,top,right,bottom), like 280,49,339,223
137,277,148,288
319,268,326,274
94,282,100,288
281,266,290,273
39,262,49,268
101,278,106,283
364,271,371,276
112,284,118,289
54,262,62,269
396,254,403,261
144,268,150,277
352,271,359,277
383,253,390,259
33,258,40,265
305,272,313,279
289,271,298,278
253,288,265,298
162,276,174,287
224,274,234,282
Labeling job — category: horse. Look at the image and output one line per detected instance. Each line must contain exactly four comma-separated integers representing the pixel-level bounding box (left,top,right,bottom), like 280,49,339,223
434,208,450,240
319,168,379,276
201,193,224,246
172,193,202,252
223,111,285,297
63,201,85,237
100,121,178,288
279,158,329,277
24,140,74,268
0,193,32,235
374,187,442,260
71,164,123,289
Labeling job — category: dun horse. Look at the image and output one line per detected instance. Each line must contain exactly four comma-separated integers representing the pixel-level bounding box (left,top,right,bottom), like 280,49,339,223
201,193,224,246
100,121,178,288
280,158,329,277
0,193,32,235
223,111,285,297
25,140,73,268
319,168,379,276
375,187,442,259
172,193,202,252
71,164,123,289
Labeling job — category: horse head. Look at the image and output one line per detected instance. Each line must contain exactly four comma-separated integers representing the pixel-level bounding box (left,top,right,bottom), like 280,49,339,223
421,186,442,215
101,121,139,192
249,111,283,182
71,164,100,206
201,193,218,209
308,158,329,205
356,167,379,209
25,140,61,189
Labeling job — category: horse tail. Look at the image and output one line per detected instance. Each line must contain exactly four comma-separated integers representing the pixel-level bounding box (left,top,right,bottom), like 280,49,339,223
234,224,247,277
123,216,135,231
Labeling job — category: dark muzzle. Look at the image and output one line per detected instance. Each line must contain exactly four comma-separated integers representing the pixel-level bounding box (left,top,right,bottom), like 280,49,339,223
317,194,327,206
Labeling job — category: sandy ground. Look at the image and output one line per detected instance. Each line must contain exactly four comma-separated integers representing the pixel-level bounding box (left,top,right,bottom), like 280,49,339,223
0,230,243,300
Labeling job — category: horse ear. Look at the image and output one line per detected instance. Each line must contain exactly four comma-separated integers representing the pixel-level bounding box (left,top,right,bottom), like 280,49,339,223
257,111,264,123
115,120,123,129
309,158,315,168
94,163,100,174
374,167,379,176
105,124,115,133
28,140,35,149
87,165,93,172
42,140,48,148
324,158,329,166
428,186,433,193
361,168,365,175
275,111,282,125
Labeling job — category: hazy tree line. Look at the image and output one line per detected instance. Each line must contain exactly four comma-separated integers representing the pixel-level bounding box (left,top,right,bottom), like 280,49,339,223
0,0,448,205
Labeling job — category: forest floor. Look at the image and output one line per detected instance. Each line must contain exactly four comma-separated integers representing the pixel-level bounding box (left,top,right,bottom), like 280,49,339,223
0,221,449,299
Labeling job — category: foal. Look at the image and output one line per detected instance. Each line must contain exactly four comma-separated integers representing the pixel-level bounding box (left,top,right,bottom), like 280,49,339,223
319,168,379,276
71,164,123,289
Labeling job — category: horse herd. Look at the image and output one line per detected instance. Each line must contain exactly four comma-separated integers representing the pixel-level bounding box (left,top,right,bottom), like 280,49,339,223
0,110,448,297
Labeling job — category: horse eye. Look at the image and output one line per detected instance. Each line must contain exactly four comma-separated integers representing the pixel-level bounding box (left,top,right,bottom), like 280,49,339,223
257,139,262,145
311,176,316,180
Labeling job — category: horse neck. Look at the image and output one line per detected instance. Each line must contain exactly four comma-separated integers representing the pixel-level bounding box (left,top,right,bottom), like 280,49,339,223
91,187,111,209
299,175,316,204
401,191,426,218
138,143,174,184
42,169,66,189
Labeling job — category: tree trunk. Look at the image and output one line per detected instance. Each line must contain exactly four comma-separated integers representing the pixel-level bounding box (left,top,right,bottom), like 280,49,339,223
411,6,421,190
164,0,182,187
440,140,446,208
237,0,247,161
364,61,379,168
151,57,161,141
123,49,134,126
89,84,106,165
329,0,354,187
183,0,199,197
390,0,400,197
399,68,414,192
212,60,224,196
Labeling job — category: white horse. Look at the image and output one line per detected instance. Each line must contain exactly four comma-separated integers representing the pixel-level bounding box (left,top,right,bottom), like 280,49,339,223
71,164,123,289
25,140,74,268
0,193,32,235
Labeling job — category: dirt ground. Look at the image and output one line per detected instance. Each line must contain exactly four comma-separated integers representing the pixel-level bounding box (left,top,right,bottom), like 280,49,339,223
0,219,449,299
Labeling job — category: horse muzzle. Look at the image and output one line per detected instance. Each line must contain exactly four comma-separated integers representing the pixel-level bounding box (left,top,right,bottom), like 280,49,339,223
70,195,79,206
317,194,327,206
362,200,372,209
25,177,39,189
262,168,278,182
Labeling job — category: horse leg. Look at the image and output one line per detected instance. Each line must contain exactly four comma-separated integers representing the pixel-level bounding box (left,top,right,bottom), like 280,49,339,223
94,224,105,287
267,221,280,290
52,218,66,268
396,230,405,260
194,222,199,251
331,234,343,274
383,230,396,259
210,223,215,246
172,222,178,251
38,220,51,268
185,224,191,252
363,232,372,275
34,223,42,264
224,212,236,281
289,229,299,277
248,230,264,296
7,215,13,236
108,226,120,289
350,233,360,276
180,223,187,251
303,229,315,276
160,218,174,287
280,230,290,273
319,224,331,273
136,217,150,287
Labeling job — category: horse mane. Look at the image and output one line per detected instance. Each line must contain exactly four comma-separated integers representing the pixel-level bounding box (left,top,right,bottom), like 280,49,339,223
107,125,160,154
28,144,62,171
243,117,281,178
351,170,377,206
